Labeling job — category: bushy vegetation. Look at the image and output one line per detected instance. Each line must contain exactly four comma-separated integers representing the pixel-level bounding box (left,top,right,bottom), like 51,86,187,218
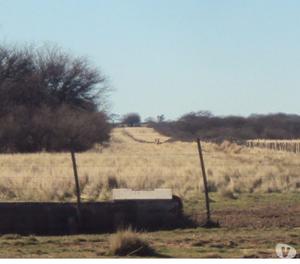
121,113,141,127
0,44,111,152
151,111,300,142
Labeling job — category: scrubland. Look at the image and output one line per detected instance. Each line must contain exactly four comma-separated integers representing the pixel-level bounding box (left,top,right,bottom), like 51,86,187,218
0,127,299,202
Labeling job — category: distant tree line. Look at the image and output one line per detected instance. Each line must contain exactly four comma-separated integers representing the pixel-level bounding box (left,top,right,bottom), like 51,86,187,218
0,44,111,152
150,111,300,142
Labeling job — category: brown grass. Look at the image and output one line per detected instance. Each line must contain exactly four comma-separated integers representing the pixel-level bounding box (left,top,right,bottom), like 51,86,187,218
109,228,155,256
0,127,299,201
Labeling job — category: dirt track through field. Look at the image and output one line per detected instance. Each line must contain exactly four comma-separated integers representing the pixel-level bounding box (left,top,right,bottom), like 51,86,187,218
121,128,173,144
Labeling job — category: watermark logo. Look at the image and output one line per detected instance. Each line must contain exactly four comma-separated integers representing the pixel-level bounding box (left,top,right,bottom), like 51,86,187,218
276,243,297,259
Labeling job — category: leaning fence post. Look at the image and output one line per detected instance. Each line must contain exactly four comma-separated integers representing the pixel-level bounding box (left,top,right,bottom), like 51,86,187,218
70,150,81,221
196,138,211,224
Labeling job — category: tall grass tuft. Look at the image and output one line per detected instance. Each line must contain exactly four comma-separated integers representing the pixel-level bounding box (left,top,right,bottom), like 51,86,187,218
109,228,156,257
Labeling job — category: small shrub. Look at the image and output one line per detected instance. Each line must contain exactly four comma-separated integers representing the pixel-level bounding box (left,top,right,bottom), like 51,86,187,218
107,175,119,189
267,186,281,193
251,178,263,192
0,183,17,199
220,188,239,200
207,169,213,176
109,229,155,257
206,180,218,192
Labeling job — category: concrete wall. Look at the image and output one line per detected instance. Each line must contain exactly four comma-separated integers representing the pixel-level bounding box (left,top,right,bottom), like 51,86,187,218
0,197,182,235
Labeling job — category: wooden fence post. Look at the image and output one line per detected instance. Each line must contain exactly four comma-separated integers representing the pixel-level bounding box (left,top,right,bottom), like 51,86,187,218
196,138,211,224
71,150,81,221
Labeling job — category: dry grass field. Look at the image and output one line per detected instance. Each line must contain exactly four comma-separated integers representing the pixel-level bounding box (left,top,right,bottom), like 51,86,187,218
0,127,299,258
0,127,299,202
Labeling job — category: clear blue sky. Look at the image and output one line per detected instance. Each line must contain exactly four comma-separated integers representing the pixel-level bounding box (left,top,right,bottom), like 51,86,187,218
0,0,299,120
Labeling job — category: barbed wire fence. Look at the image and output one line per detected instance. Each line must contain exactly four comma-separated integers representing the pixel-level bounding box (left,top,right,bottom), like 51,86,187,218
0,133,299,215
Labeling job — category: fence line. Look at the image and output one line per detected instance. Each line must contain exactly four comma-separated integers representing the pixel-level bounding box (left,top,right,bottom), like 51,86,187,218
246,140,300,153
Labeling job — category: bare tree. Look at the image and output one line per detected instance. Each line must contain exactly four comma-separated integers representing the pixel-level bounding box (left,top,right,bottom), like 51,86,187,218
0,43,111,152
35,45,109,111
